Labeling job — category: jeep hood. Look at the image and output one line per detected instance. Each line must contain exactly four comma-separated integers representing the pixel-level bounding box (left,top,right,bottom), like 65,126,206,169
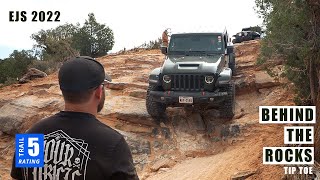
161,55,224,74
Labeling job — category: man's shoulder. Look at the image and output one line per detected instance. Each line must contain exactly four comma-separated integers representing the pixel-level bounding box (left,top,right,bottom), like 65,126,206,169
27,113,60,132
94,120,124,140
80,118,126,152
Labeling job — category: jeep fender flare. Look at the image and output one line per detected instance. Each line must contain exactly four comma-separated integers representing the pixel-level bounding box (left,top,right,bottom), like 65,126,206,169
149,67,162,85
217,68,232,84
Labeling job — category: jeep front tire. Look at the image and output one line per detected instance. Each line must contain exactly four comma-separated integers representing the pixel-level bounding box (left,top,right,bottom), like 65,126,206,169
146,84,166,118
219,83,235,119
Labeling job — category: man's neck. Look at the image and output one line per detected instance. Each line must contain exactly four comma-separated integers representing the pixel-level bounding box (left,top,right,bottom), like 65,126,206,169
64,103,97,117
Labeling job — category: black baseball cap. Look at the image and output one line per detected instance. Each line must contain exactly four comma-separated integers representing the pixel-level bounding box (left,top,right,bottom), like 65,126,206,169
58,56,112,92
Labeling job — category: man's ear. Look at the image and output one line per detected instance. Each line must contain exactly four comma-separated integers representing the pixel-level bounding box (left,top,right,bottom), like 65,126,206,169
94,85,103,99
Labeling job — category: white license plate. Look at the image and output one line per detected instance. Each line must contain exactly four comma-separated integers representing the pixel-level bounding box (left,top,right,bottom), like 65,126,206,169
179,96,193,104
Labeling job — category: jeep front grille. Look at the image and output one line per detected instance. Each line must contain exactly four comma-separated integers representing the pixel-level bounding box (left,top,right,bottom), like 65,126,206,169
170,74,205,91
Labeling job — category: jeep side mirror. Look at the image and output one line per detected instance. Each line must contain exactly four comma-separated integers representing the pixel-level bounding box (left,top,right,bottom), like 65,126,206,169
227,46,234,54
161,46,167,55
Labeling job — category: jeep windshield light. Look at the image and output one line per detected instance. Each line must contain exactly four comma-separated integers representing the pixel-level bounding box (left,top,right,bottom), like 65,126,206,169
168,34,223,55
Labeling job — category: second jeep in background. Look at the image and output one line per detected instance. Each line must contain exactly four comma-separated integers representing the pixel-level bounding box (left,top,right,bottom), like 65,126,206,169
146,31,236,121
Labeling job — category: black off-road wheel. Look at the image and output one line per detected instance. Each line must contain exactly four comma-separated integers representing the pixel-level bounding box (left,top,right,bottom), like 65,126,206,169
229,62,236,76
219,83,235,120
146,84,166,119
229,53,236,76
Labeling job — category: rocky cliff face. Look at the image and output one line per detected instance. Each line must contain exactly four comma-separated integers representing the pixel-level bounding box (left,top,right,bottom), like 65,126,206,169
0,41,292,180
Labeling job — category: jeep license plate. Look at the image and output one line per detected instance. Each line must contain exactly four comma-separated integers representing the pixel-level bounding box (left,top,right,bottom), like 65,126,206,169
179,96,193,104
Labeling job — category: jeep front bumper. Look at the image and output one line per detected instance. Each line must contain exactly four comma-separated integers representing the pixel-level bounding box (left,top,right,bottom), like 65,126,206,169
149,91,228,105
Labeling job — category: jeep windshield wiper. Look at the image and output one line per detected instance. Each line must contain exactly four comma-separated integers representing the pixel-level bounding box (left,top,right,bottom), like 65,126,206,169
169,51,187,55
188,51,206,54
206,52,219,56
185,51,207,56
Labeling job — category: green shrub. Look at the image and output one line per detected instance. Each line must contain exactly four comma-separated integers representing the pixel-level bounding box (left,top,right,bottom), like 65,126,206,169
4,77,18,86
0,50,34,84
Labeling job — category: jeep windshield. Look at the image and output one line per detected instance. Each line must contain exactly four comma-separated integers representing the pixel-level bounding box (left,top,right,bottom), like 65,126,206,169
168,34,223,55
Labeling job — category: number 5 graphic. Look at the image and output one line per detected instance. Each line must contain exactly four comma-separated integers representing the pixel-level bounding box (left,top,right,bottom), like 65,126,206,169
28,137,39,157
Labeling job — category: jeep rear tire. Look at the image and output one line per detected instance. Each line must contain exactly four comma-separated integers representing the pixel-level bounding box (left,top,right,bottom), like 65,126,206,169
146,84,166,118
219,83,235,119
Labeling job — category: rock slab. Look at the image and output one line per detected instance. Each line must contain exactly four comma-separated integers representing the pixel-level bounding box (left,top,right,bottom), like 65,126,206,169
255,71,280,89
19,68,47,84
0,96,62,135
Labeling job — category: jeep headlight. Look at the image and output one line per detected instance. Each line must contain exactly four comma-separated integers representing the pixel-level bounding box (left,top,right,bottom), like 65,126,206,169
163,75,171,83
205,76,214,84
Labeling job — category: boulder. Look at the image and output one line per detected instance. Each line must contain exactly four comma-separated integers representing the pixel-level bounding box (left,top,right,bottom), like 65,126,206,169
255,71,280,89
186,113,206,131
119,130,151,155
19,68,47,84
47,85,62,95
0,96,62,135
10,95,60,109
237,62,256,70
201,109,220,122
126,83,148,90
32,83,56,89
117,130,151,171
220,124,241,138
234,76,256,95
27,89,49,96
150,158,175,172
107,82,126,90
125,88,146,99
0,103,37,135
231,170,256,180
151,127,171,139
100,96,156,126
0,142,9,149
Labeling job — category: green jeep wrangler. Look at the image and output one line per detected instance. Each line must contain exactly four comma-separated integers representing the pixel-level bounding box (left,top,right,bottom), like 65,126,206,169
146,31,236,120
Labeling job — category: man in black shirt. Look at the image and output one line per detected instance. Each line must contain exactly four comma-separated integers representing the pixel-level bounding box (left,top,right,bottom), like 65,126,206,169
11,56,139,180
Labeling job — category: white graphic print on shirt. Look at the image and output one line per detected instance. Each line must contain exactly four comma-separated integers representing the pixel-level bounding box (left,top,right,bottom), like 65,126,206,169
27,130,90,180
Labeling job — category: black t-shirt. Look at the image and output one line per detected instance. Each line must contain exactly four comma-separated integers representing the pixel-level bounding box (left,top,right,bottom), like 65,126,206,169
11,111,139,180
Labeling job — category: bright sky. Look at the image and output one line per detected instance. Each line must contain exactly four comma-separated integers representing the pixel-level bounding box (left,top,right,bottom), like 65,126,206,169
0,0,262,59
